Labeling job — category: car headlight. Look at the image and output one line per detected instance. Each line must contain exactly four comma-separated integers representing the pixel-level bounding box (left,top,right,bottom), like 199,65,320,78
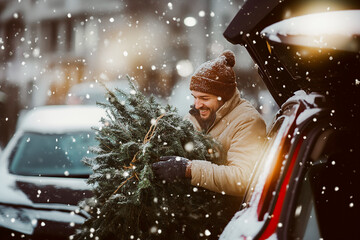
0,205,37,235
0,204,87,236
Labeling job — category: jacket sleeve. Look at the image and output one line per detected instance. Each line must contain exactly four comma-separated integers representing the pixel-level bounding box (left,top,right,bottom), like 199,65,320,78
190,116,266,196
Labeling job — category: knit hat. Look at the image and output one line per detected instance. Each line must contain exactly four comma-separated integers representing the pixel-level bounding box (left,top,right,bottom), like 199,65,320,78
190,50,237,101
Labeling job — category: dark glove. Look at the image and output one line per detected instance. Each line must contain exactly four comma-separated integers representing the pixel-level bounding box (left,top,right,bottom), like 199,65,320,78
152,156,189,182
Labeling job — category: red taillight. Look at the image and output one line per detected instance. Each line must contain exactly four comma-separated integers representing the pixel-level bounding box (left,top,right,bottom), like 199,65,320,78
257,134,288,220
258,140,303,239
256,150,283,220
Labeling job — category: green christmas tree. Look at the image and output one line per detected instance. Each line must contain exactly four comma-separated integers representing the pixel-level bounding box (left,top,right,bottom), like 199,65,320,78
73,76,238,240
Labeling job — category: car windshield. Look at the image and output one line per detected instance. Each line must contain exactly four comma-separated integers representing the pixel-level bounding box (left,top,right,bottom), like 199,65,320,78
9,131,97,177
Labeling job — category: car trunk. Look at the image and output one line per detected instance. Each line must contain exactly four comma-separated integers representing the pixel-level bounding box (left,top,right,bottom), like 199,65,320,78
223,0,360,107
221,1,360,239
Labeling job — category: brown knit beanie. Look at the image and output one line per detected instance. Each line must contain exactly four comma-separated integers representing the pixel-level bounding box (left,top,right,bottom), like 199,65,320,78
190,50,237,101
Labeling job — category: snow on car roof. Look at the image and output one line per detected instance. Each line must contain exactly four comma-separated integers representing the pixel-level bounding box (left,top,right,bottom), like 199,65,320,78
261,10,360,52
18,105,106,133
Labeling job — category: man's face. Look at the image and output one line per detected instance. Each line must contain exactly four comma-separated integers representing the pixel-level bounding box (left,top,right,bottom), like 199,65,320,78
191,90,224,120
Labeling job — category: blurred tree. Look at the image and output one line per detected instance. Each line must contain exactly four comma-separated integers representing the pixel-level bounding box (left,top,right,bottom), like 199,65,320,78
0,82,21,148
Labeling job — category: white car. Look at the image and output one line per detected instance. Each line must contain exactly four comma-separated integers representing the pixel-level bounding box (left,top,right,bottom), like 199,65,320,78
0,105,105,239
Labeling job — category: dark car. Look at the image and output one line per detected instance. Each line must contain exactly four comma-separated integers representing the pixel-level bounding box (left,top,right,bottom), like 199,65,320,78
220,0,360,239
0,105,105,239
65,80,130,106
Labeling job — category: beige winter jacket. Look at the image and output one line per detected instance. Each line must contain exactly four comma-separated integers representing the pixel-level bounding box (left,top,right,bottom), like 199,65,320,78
186,89,266,197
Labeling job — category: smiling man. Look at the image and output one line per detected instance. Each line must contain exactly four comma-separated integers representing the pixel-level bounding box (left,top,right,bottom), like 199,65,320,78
152,50,266,197
190,90,224,131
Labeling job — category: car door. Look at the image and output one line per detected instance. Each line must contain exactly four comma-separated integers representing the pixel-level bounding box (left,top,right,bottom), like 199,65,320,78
220,91,326,239
221,90,360,239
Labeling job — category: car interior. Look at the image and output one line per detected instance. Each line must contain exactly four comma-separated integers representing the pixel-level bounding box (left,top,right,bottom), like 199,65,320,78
288,130,359,239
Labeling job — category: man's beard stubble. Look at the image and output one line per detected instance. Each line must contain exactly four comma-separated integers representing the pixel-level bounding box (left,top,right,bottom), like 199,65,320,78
197,110,216,132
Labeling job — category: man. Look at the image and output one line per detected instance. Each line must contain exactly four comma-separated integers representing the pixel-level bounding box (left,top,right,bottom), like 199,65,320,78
152,50,266,197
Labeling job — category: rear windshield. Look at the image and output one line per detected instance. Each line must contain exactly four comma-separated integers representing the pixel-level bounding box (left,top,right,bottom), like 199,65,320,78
9,132,97,177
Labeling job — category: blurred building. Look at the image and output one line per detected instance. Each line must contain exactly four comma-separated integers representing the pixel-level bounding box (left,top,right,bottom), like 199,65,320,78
0,0,276,147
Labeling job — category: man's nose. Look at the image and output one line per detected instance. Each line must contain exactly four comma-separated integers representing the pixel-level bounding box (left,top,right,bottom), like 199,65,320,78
194,99,203,109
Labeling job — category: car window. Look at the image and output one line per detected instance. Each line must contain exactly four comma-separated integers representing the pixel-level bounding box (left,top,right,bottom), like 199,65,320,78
288,131,360,239
9,131,97,177
288,169,322,239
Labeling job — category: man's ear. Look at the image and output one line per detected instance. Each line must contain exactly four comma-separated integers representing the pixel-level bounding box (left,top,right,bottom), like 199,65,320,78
217,96,225,104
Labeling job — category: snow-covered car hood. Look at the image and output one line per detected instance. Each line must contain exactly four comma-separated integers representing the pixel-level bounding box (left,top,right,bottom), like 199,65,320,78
0,173,92,236
0,173,92,207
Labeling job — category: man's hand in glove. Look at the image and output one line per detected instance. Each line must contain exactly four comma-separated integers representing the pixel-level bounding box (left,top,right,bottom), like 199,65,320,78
152,156,191,182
